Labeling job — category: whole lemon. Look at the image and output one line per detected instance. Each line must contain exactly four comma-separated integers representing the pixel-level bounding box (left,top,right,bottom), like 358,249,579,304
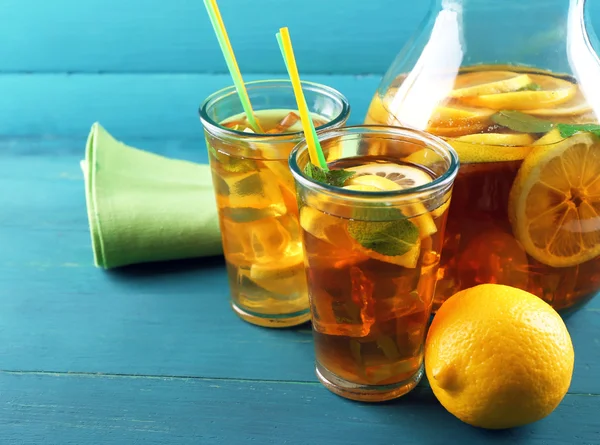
425,284,574,429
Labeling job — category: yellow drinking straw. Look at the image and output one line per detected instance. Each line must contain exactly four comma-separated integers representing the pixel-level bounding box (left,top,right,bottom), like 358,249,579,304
276,27,328,170
203,0,263,132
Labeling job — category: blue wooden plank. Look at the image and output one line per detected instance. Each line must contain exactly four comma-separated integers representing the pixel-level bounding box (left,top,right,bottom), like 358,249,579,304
0,148,599,394
0,73,378,138
3,1,600,75
0,0,426,75
1,371,599,445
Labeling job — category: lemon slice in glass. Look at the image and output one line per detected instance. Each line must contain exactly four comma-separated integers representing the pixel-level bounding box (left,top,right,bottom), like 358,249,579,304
346,163,433,189
345,167,437,240
509,132,600,267
460,74,577,110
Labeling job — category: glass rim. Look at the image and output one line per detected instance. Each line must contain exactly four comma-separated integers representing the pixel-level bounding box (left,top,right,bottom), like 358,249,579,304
198,79,351,142
289,124,460,198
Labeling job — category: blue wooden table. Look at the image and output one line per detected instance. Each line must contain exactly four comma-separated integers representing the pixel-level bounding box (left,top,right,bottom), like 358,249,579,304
2,1,600,443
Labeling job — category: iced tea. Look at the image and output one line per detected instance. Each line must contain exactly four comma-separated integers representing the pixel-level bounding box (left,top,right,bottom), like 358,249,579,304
366,65,600,311
291,126,458,401
200,80,350,327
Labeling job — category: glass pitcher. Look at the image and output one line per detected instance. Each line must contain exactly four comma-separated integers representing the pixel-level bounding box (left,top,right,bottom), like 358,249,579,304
365,0,600,312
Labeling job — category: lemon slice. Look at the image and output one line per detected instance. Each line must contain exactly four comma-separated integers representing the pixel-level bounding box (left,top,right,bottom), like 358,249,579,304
342,184,381,192
522,89,592,117
431,197,452,219
509,132,600,267
347,218,422,268
450,71,533,98
346,163,433,189
299,200,421,268
365,92,397,125
448,133,534,163
344,168,437,240
460,74,577,110
249,251,306,295
429,104,496,124
455,133,535,146
533,128,565,146
427,121,491,137
403,149,444,168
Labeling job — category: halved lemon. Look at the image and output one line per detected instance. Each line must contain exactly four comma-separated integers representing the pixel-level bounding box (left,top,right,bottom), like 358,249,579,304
449,71,533,98
448,133,535,163
459,74,577,110
509,132,600,267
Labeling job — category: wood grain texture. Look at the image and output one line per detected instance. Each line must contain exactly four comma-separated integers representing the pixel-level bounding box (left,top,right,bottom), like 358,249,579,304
0,74,378,138
2,0,600,75
2,371,599,445
0,147,599,396
0,0,426,75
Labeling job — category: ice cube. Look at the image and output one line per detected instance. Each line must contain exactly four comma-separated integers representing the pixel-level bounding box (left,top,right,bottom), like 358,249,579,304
266,112,301,134
223,215,301,267
262,159,297,194
310,265,375,337
218,170,287,222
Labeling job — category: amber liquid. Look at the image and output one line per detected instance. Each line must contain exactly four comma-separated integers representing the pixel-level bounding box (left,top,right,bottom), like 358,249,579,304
365,66,600,312
300,156,450,397
207,110,326,327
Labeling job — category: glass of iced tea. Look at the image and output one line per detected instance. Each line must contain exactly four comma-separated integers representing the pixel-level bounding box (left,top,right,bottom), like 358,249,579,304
199,80,350,328
289,125,458,401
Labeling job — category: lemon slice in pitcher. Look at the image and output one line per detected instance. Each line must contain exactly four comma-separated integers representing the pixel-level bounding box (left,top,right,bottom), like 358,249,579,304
522,89,592,117
509,132,600,267
449,71,533,98
460,74,577,110
428,104,496,125
448,133,535,163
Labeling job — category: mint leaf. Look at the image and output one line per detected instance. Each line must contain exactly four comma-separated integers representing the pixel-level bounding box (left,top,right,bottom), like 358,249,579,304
556,123,600,138
304,163,356,187
491,110,554,133
347,218,419,257
517,83,542,91
326,169,357,187
304,162,327,183
491,110,600,139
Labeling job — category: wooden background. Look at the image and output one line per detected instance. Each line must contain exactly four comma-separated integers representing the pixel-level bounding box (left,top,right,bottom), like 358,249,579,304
0,0,597,139
2,0,600,443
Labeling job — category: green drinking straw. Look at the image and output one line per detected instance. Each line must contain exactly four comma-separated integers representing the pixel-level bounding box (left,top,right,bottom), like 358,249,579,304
276,28,328,171
203,0,262,132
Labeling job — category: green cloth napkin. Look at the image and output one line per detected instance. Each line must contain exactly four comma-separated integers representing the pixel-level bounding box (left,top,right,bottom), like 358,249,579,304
81,122,223,269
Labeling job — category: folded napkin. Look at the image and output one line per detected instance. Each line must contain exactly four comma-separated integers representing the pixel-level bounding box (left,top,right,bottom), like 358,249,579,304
81,123,223,269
